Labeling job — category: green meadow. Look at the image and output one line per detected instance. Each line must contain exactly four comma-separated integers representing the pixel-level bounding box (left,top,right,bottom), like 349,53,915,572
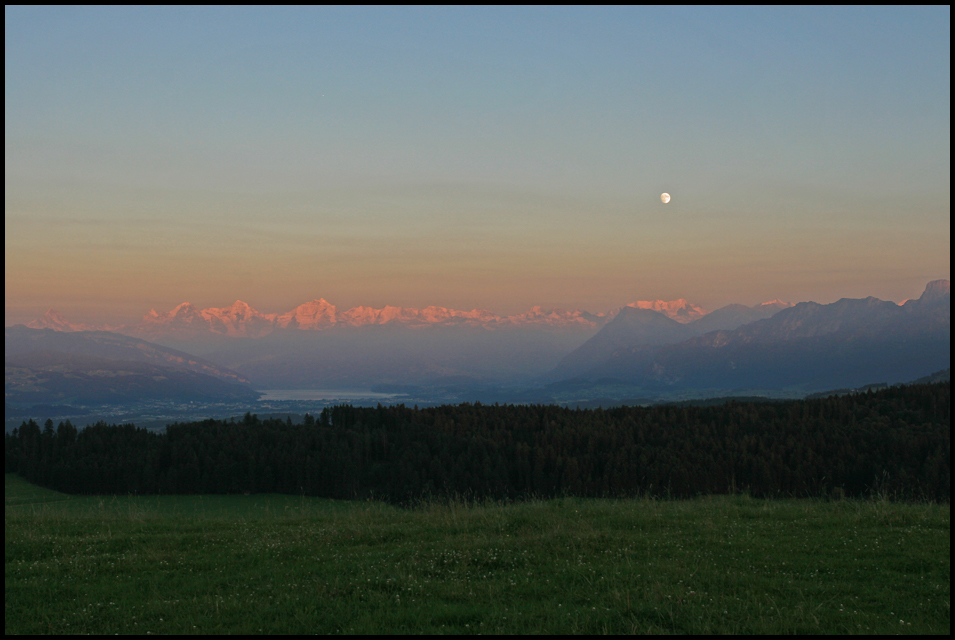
5,473,949,634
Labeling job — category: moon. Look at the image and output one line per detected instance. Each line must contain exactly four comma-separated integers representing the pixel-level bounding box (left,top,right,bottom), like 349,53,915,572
661,193,670,204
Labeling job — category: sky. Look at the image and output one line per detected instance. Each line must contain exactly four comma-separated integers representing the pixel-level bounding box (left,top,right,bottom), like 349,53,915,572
5,6,950,325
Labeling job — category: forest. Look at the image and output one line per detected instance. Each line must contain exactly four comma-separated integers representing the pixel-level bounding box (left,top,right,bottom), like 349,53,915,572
5,382,949,503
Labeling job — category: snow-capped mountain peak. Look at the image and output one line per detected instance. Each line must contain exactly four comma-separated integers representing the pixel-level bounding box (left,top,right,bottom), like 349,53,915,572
506,306,606,328
199,301,275,337
168,302,199,318
26,309,95,332
758,299,794,310
623,299,706,324
275,299,338,329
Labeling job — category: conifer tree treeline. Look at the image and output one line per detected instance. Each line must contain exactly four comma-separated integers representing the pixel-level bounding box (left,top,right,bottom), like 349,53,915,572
5,382,949,502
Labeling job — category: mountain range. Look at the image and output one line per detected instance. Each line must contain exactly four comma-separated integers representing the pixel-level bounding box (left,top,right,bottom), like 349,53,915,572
21,296,797,388
568,279,950,394
10,281,948,398
28,299,614,338
26,296,768,341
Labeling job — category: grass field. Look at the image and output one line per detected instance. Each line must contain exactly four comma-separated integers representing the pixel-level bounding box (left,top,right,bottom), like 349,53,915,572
5,474,950,634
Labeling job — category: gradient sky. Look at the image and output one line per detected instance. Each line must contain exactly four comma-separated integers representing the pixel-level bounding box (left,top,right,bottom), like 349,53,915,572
5,6,950,324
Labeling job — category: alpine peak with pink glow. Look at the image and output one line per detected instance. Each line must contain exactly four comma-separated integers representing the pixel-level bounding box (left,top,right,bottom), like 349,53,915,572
758,299,795,309
623,299,706,323
26,309,105,333
141,300,277,338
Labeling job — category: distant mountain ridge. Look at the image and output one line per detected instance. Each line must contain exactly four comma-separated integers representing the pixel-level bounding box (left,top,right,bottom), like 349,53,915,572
4,325,261,408
5,325,251,385
5,351,260,406
26,309,120,333
24,295,792,340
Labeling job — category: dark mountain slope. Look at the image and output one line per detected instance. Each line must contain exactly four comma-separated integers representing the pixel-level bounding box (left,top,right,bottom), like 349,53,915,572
587,282,949,394
549,307,693,380
547,301,793,382
689,302,788,335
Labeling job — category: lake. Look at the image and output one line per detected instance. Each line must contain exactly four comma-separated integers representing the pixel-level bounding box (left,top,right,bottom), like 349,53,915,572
256,389,403,401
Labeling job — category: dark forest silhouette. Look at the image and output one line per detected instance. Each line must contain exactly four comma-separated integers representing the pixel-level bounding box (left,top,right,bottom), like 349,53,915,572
6,382,949,503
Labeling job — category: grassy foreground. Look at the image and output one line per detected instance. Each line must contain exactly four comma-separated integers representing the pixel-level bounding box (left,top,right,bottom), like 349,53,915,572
5,474,949,634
